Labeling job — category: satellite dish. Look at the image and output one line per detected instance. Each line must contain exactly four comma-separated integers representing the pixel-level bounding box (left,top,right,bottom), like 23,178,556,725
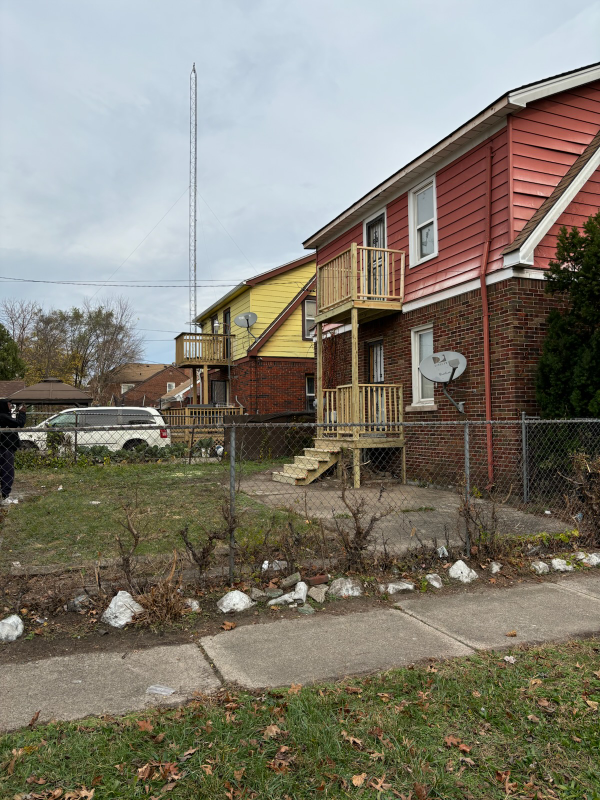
419,351,467,384
234,312,257,329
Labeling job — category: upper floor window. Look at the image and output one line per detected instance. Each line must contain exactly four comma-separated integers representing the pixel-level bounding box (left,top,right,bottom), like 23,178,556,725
409,177,438,266
121,383,134,394
303,297,316,339
166,382,176,393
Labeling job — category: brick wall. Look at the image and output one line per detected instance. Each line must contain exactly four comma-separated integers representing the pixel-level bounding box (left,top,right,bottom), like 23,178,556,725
323,277,567,487
121,366,190,407
209,357,315,414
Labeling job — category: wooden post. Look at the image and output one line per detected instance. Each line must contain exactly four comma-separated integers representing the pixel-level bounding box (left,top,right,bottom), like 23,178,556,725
192,367,198,406
202,363,209,405
350,242,358,301
316,321,323,427
351,305,360,488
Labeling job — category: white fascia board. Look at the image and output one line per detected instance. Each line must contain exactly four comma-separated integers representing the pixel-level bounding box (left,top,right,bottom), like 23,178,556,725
509,64,600,107
503,145,600,268
401,267,545,313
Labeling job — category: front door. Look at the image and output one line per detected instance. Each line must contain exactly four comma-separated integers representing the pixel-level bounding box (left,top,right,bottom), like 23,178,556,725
365,215,386,298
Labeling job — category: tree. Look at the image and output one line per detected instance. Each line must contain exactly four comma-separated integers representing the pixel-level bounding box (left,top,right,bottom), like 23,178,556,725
536,211,600,417
1,296,144,392
0,323,26,380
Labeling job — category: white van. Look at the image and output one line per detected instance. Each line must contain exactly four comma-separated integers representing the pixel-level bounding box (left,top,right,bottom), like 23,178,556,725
19,407,171,452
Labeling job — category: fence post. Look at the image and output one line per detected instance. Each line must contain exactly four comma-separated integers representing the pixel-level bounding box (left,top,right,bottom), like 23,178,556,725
521,411,529,503
229,424,236,586
464,420,471,556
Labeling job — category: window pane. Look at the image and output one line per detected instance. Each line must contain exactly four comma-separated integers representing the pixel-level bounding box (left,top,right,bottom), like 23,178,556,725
419,222,435,258
49,412,76,428
418,329,434,401
416,185,433,226
304,299,316,337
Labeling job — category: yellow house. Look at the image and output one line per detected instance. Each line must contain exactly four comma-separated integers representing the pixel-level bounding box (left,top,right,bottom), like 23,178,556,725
175,254,316,414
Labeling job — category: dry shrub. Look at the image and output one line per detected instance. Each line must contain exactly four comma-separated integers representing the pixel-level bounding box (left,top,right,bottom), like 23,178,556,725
135,553,187,625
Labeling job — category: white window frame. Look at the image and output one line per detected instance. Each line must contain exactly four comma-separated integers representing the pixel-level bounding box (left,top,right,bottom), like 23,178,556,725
362,206,387,250
121,383,134,394
408,175,438,267
166,382,176,393
303,297,317,340
411,324,435,406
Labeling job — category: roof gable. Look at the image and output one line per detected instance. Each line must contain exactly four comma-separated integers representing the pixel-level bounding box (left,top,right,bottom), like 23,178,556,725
247,276,316,355
304,62,600,251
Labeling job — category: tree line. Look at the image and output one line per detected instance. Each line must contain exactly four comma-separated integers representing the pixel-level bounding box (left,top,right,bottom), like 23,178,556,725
0,297,143,402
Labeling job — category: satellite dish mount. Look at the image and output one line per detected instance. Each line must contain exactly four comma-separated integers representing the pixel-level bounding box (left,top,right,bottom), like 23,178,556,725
234,312,259,343
418,351,468,414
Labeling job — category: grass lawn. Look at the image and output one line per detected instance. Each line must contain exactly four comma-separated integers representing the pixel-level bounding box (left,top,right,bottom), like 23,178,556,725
2,640,599,799
0,460,296,568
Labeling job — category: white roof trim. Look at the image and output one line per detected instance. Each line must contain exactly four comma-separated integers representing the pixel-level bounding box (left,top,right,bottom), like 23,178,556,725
508,64,600,107
503,145,600,268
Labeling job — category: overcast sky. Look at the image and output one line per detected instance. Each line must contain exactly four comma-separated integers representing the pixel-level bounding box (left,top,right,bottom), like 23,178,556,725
1,0,599,364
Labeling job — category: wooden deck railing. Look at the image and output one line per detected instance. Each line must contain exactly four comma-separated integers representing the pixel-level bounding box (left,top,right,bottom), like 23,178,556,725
317,243,405,315
174,332,233,366
321,384,404,437
161,406,244,443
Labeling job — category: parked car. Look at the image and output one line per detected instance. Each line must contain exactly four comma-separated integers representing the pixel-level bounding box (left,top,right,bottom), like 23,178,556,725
18,407,171,452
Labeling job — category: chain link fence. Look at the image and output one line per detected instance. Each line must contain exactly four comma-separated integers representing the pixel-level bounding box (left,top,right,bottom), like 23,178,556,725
1,416,599,581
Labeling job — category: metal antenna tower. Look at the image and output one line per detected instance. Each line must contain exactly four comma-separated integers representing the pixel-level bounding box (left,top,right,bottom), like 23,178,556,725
189,63,197,330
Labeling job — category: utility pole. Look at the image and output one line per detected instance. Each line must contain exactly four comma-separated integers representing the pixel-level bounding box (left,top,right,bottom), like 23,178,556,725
189,63,197,332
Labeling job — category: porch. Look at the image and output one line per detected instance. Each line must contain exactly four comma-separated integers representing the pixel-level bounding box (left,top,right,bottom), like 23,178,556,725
174,332,234,405
160,404,244,445
316,243,405,325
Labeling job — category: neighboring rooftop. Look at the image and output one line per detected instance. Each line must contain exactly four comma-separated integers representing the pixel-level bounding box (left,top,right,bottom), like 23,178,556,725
0,380,26,398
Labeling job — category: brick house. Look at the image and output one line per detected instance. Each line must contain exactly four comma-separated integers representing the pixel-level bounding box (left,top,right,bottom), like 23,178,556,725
274,63,600,488
174,254,317,415
120,365,190,407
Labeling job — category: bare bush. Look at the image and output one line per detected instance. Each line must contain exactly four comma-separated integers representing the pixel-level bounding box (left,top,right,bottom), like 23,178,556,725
333,482,395,570
135,553,187,625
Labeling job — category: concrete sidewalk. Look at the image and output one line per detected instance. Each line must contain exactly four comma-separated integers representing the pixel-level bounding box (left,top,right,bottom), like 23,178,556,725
1,574,599,732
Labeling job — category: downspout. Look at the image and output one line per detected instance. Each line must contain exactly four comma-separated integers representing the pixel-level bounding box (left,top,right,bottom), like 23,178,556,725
480,145,494,486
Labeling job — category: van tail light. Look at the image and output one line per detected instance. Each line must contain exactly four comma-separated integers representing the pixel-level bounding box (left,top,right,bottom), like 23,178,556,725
160,428,168,439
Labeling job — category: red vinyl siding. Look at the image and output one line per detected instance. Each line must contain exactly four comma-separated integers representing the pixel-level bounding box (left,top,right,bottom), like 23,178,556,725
534,164,600,269
511,81,600,241
316,222,362,266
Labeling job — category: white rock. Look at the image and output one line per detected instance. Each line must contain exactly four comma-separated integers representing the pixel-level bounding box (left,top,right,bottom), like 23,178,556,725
185,598,200,612
582,553,600,567
378,581,415,594
551,558,574,573
217,590,255,614
0,614,24,643
574,552,588,561
531,560,549,575
425,573,443,589
328,577,363,597
448,560,478,584
267,581,308,606
261,560,287,572
307,585,328,604
436,546,449,558
489,561,503,575
101,591,144,628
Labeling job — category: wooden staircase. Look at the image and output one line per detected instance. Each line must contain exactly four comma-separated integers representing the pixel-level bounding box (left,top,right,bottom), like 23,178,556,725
272,445,341,486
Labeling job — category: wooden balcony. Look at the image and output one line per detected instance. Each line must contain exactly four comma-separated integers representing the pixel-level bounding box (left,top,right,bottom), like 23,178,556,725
320,383,404,440
161,405,245,444
316,243,405,324
175,332,233,368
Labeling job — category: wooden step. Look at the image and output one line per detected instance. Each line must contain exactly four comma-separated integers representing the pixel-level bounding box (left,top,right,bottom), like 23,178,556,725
294,456,320,469
272,471,300,485
304,448,339,460
283,463,309,478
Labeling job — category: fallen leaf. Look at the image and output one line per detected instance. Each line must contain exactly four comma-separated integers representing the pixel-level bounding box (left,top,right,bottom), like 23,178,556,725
221,621,237,631
585,699,598,711
472,690,481,698
572,735,582,743
341,730,363,749
201,764,213,775
154,733,165,743
489,577,497,584
369,751,385,761
234,768,245,781
288,683,302,695
352,773,367,787
369,775,391,792
460,757,476,767
137,719,154,733
263,724,281,740
592,670,600,679
527,714,540,723
444,735,461,748
458,743,471,753
425,665,438,673
505,630,517,637
179,747,198,762
413,782,429,799
28,710,41,728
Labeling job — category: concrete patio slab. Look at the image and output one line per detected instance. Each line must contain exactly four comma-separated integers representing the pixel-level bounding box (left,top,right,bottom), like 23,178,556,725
0,644,220,732
201,609,472,689
396,583,600,651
